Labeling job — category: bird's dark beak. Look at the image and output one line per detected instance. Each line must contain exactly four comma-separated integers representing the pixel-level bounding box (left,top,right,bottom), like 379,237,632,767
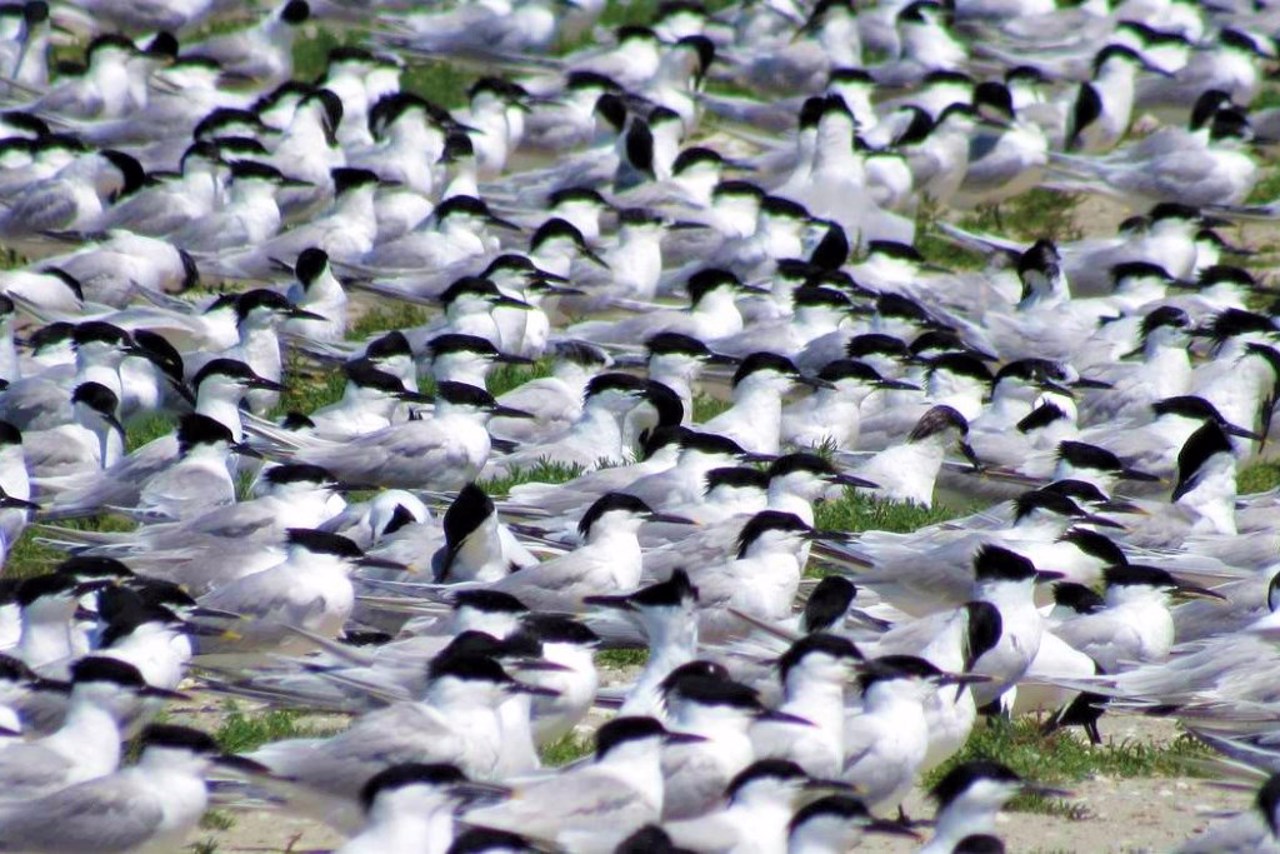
495,353,535,365
647,512,696,525
1098,498,1143,514
215,754,271,774
232,442,264,460
1072,377,1113,390
866,818,921,838
833,473,879,490
537,283,585,297
803,529,853,543
396,390,435,404
488,215,523,232
935,671,990,687
289,307,326,322
959,441,983,471
508,681,561,697
0,493,38,511
247,376,286,392
358,555,409,570
1223,421,1263,440
494,295,534,311
490,404,536,419
1174,582,1227,601
1035,570,1066,584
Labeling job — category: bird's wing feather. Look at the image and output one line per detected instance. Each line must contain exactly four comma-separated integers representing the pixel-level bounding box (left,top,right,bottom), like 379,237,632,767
0,781,161,852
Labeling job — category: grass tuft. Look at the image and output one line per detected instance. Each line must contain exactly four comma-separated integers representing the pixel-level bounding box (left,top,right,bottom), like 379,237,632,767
213,702,343,754
274,357,348,417
924,718,1211,817
489,360,555,397
814,490,958,534
597,648,648,668
402,61,473,108
291,26,352,82
1239,459,1280,494
961,189,1084,244
6,515,137,579
199,811,236,832
125,412,177,453
1247,164,1280,205
692,393,732,423
347,303,431,340
540,731,594,766
915,196,987,271
481,460,585,496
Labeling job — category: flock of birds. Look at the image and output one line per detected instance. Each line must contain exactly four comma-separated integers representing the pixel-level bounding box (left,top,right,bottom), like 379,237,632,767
3,0,1280,851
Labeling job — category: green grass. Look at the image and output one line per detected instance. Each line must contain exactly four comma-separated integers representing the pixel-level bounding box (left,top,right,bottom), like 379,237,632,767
597,648,648,668
293,26,471,107
916,230,987,271
814,490,959,534
7,515,137,579
273,358,348,416
1247,162,1280,205
1239,459,1280,494
346,303,431,340
213,702,343,754
125,411,178,453
488,359,555,397
402,61,473,108
292,25,355,82
1254,86,1280,110
198,811,236,832
692,393,732,423
540,731,594,766
187,839,219,854
925,718,1211,819
959,188,1084,244
913,197,987,271
481,460,586,496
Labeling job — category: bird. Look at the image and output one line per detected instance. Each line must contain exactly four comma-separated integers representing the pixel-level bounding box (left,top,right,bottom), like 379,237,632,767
662,759,853,852
194,528,406,657
251,382,533,490
462,716,690,852
0,723,262,853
